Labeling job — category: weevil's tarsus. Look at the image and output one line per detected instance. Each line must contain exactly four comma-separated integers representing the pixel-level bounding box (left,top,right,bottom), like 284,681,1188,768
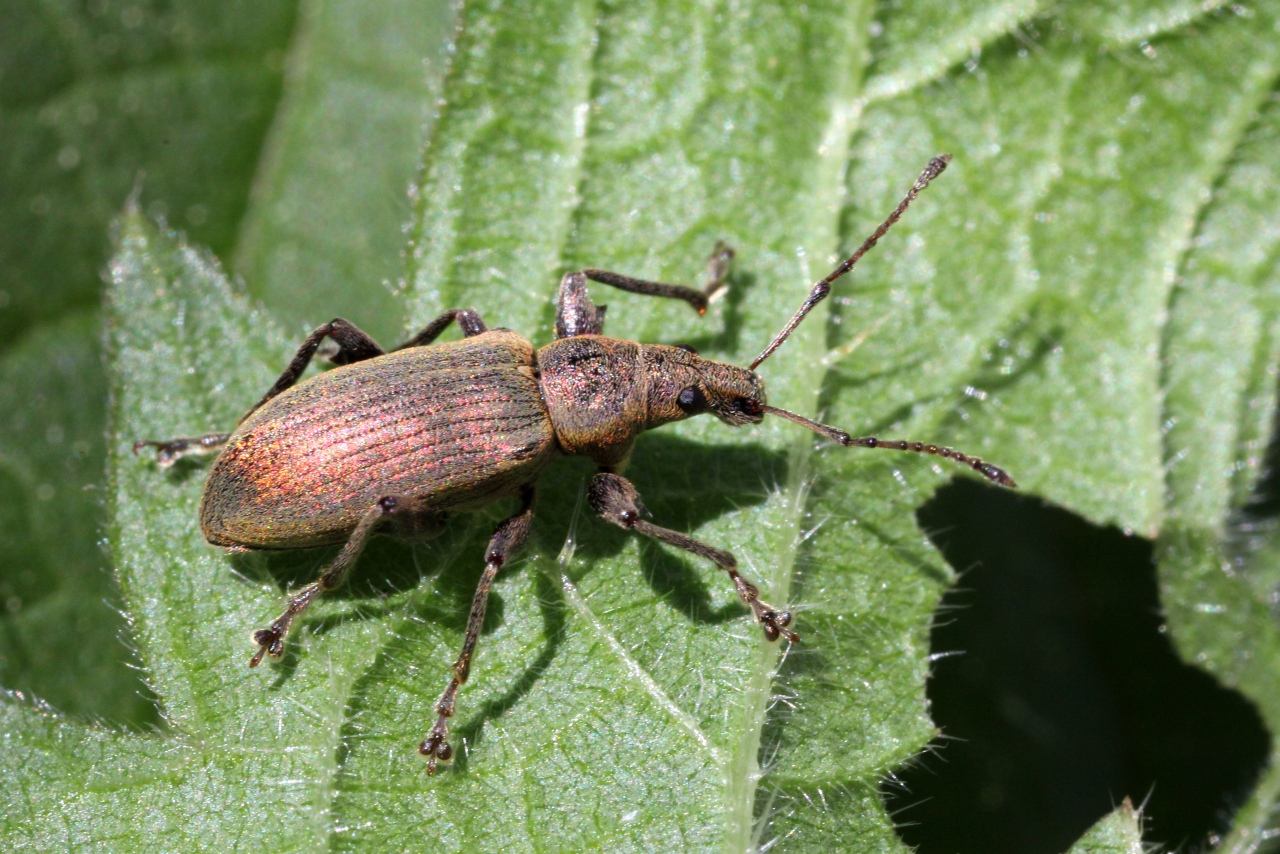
763,404,1017,488
749,155,951,371
249,495,424,668
421,486,536,774
703,239,734,306
133,432,231,467
588,471,798,644
556,242,735,338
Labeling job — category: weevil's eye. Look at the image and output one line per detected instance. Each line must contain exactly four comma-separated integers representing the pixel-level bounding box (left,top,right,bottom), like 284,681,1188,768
675,344,699,355
677,386,708,413
731,397,763,418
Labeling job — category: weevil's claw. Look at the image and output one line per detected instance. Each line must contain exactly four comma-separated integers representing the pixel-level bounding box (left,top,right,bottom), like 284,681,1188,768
133,439,180,468
729,570,799,644
419,720,454,774
249,626,285,668
754,601,799,644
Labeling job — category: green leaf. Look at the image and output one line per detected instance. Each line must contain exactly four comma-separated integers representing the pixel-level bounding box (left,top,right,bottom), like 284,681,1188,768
5,0,1280,851
0,309,153,724
1067,800,1145,854
0,0,296,344
233,0,459,342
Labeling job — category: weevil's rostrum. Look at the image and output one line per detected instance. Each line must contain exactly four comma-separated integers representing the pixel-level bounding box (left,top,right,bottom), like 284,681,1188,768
136,156,1015,773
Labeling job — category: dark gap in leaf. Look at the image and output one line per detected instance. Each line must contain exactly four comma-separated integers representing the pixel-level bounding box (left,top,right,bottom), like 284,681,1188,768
884,479,1269,854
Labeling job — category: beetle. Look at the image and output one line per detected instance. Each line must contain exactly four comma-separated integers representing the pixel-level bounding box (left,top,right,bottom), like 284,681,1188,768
137,155,1015,773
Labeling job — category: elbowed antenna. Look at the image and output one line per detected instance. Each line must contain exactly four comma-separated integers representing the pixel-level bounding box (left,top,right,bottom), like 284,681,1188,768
749,155,952,371
763,405,1017,488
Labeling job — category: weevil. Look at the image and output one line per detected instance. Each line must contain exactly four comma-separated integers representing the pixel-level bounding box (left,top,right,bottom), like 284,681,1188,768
136,155,1015,772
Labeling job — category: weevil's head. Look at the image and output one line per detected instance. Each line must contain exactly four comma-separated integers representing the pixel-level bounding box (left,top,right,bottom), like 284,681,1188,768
641,343,766,429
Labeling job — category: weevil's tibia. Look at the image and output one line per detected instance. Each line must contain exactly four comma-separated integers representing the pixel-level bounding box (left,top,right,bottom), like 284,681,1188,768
250,318,386,417
420,486,536,774
750,156,951,371
588,471,798,643
556,241,735,338
132,432,231,467
763,405,1017,488
392,308,488,351
249,495,427,667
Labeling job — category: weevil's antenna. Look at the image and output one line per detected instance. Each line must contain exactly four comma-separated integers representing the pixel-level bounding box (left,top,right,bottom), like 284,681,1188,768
763,404,1017,487
749,155,951,371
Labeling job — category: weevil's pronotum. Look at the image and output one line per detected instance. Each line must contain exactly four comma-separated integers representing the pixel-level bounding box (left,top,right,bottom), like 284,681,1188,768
137,155,1015,772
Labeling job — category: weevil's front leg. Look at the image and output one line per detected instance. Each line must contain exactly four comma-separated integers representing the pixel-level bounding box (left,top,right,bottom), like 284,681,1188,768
420,486,536,773
555,241,734,338
250,495,438,666
588,471,797,643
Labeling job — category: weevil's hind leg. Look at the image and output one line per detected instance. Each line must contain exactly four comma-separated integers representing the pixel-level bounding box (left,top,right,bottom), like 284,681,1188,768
392,308,489,351
249,318,386,417
134,318,385,464
132,432,231,468
136,312,495,465
420,485,536,773
588,471,797,643
555,241,734,339
250,495,438,667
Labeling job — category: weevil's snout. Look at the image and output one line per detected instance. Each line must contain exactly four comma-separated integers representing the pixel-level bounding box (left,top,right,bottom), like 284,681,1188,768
641,344,766,429
688,361,766,427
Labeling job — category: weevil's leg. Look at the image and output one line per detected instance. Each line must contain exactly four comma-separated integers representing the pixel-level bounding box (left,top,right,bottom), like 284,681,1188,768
135,318,385,464
420,486,536,773
132,432,231,467
249,495,434,667
392,308,489,351
247,318,385,418
555,242,734,338
588,471,797,643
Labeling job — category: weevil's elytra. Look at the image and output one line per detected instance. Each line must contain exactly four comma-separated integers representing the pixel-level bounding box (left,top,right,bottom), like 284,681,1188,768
201,331,555,550
135,156,1016,774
